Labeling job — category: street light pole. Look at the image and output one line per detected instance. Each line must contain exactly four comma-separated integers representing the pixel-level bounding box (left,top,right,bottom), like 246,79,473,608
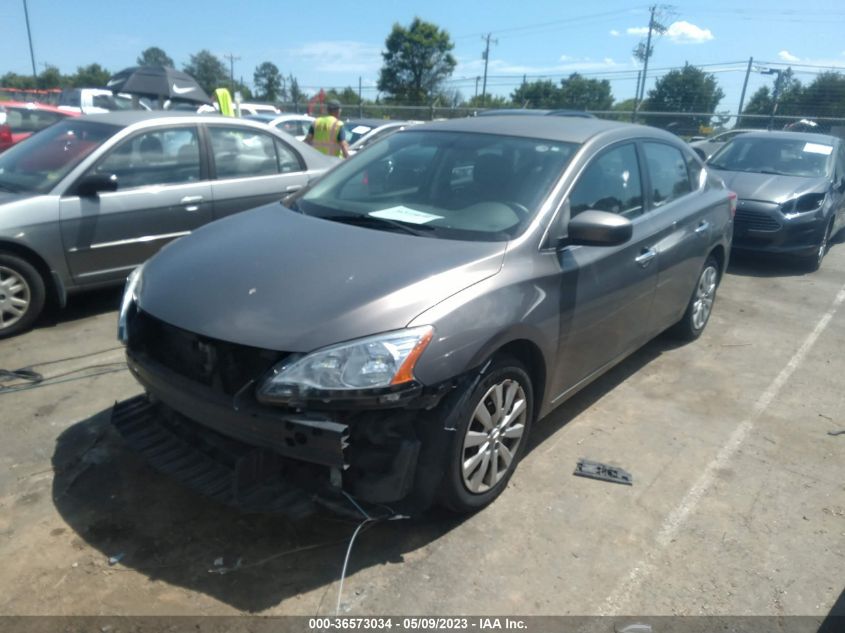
22,0,38,81
759,67,784,131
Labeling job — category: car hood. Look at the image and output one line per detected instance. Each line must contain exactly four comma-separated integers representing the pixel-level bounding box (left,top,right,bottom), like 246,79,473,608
137,204,507,352
712,169,828,203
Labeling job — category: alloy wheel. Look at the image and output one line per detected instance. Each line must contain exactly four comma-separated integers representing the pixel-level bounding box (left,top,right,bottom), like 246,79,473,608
0,265,31,330
691,265,718,331
461,378,527,494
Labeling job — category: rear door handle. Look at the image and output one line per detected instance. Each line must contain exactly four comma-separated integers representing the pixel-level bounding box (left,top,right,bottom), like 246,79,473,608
635,248,657,268
695,220,710,234
180,195,203,212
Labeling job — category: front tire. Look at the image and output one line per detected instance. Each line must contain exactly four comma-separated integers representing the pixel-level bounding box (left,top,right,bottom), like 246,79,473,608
439,356,534,513
803,219,833,272
0,253,46,339
670,255,720,342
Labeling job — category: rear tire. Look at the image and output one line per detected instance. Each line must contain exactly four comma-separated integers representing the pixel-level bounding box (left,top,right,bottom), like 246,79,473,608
0,253,46,339
439,355,534,513
670,255,720,342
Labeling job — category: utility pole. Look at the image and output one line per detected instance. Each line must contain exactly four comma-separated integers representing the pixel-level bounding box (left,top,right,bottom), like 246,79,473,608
223,53,241,91
633,4,657,122
358,76,363,118
737,56,753,124
474,76,480,99
480,33,497,107
23,0,37,81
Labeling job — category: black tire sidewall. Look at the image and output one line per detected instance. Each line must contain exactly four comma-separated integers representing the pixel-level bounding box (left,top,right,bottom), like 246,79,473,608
440,356,534,513
0,253,46,338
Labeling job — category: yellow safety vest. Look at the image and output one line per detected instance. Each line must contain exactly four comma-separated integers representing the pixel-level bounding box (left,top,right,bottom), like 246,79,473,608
214,88,235,117
312,115,344,157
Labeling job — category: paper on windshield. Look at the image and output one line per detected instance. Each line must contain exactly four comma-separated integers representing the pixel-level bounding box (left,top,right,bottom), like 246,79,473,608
803,142,833,155
370,206,443,224
351,125,372,135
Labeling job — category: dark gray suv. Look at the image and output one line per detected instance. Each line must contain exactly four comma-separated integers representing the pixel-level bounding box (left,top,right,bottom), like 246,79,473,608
113,116,733,516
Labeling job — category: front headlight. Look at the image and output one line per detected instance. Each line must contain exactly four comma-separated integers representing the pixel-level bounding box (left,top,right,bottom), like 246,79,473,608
117,265,143,344
257,326,434,402
781,193,826,218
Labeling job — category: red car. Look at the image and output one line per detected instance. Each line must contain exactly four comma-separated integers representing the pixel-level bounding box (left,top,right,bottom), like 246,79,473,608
0,101,79,152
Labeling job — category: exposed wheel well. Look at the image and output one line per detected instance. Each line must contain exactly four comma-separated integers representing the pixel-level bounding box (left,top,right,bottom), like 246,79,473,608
495,339,546,417
708,244,726,278
0,241,60,307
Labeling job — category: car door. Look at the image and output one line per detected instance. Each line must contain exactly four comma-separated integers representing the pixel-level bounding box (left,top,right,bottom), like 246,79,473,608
549,142,659,400
205,124,310,219
59,124,212,285
640,141,713,333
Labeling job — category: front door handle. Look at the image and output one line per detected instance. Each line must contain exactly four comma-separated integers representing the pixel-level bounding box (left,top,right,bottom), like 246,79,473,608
180,195,204,204
285,184,303,193
695,220,711,234
635,248,657,268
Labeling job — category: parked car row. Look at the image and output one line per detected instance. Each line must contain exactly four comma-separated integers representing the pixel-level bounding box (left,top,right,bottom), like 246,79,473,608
0,101,79,152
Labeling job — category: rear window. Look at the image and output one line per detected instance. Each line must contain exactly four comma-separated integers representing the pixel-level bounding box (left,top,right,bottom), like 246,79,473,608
4,106,66,134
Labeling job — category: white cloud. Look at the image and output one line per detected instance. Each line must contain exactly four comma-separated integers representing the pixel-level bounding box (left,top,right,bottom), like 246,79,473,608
609,29,620,37
665,21,714,44
288,40,382,73
625,20,714,44
778,50,800,62
455,56,620,77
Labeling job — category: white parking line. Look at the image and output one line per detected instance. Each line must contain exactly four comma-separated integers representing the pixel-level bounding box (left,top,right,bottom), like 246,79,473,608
598,281,845,615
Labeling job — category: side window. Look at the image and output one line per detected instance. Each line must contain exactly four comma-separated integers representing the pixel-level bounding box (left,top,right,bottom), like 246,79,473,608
570,144,643,219
209,127,279,179
643,142,692,206
836,146,845,183
92,127,200,189
274,139,304,173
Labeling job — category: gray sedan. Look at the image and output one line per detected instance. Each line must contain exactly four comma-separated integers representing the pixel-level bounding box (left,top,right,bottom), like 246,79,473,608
0,111,336,337
114,115,733,515
707,130,845,270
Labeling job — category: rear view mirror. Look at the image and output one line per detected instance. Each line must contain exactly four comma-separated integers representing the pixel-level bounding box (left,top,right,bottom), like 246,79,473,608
568,210,633,246
76,173,118,197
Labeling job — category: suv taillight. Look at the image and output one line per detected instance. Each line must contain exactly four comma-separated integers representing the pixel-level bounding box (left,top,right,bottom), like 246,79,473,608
728,191,737,218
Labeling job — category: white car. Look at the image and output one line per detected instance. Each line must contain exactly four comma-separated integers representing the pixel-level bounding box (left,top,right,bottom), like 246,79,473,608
345,119,423,155
244,113,315,142
237,103,280,116
58,88,150,114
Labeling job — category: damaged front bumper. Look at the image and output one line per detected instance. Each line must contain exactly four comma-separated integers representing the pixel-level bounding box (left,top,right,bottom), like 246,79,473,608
114,340,455,517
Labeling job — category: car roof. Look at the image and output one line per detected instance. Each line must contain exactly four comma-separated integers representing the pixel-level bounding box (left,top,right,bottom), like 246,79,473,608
728,130,840,144
409,115,649,144
0,100,73,114
478,108,596,119
344,118,406,128
80,111,224,126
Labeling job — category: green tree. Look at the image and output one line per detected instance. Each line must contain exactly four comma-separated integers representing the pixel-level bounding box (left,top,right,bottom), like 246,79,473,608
37,65,64,89
0,72,37,90
798,71,845,118
71,63,110,88
466,94,509,108
510,80,560,109
644,63,724,134
253,61,283,101
377,17,457,105
137,46,174,67
183,50,227,95
557,73,613,111
739,69,803,128
325,86,362,105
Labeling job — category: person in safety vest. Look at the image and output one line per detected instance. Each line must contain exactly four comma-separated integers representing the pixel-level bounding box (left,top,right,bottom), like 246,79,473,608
305,99,349,158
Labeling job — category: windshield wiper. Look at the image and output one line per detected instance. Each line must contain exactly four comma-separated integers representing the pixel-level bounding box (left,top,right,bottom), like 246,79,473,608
323,213,435,237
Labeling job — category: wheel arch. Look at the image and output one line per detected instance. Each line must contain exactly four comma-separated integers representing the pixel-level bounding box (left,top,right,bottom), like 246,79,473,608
0,240,64,307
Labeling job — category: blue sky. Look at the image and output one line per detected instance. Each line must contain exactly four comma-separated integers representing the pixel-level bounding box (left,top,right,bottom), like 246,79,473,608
3,0,845,112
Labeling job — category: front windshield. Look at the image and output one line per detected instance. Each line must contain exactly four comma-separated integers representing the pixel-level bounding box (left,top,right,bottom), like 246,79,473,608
298,130,578,241
0,119,118,194
708,136,832,178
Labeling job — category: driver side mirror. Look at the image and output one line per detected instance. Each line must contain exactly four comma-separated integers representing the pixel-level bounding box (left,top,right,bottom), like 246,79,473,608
76,173,118,197
567,210,633,246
